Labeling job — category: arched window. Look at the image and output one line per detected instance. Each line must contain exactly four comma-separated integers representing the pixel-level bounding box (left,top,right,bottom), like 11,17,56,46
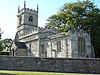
57,41,61,52
78,37,86,56
29,16,33,22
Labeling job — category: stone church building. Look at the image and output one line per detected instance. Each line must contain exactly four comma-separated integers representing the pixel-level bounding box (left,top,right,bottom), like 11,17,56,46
11,1,94,58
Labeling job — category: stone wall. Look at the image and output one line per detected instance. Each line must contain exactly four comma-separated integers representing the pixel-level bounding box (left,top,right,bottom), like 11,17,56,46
0,56,100,74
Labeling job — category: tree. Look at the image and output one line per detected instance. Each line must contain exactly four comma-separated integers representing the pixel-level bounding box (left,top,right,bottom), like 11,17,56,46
0,41,3,52
0,28,3,39
0,38,13,55
46,0,100,57
0,28,3,52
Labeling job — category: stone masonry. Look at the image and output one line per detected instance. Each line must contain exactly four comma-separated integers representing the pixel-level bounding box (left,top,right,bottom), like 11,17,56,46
12,1,95,58
0,56,99,74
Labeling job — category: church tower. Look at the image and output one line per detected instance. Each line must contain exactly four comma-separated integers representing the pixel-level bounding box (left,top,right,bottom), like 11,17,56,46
17,0,38,41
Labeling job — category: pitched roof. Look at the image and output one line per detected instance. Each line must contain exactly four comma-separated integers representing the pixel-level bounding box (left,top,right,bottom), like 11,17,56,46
15,42,27,49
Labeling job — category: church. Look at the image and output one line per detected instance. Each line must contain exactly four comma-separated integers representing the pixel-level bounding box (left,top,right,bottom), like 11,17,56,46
11,1,95,58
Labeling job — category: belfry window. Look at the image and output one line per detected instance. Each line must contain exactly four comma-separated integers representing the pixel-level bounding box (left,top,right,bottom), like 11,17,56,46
29,16,33,22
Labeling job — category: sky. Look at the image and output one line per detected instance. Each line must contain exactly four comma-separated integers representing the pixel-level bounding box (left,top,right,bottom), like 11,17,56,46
0,0,100,40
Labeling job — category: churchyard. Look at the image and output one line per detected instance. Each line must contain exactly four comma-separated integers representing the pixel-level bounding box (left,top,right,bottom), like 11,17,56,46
0,0,100,75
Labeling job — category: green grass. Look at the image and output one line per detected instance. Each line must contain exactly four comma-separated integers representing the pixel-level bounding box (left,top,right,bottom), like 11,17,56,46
0,70,96,75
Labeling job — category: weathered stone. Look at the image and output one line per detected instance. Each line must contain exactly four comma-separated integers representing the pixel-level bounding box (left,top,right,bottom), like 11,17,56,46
0,56,100,74
11,2,95,58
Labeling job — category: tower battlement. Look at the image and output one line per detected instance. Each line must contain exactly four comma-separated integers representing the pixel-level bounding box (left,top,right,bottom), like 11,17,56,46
17,1,38,41
18,0,38,15
18,8,38,15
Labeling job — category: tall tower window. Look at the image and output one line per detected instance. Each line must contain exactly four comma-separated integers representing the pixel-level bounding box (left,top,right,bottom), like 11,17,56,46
29,16,33,22
19,16,22,25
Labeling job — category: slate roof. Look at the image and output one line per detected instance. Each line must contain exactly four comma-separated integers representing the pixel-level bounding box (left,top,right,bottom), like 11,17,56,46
15,42,27,49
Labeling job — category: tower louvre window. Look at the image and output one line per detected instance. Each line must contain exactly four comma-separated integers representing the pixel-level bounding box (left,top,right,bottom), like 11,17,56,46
29,16,33,22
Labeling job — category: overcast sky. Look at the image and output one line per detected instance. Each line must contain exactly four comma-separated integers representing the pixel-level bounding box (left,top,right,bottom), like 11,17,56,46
0,0,100,40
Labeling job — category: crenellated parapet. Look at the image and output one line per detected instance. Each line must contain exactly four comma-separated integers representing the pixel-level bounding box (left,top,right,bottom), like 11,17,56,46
18,0,38,15
39,26,59,34
18,8,38,16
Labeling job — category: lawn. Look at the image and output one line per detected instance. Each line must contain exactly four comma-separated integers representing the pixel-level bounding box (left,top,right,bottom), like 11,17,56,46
0,70,96,75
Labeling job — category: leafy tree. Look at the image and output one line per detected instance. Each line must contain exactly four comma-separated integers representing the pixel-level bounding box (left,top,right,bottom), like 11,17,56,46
0,34,1,39
0,38,13,55
0,28,3,52
46,0,100,57
0,41,3,52
0,28,3,39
